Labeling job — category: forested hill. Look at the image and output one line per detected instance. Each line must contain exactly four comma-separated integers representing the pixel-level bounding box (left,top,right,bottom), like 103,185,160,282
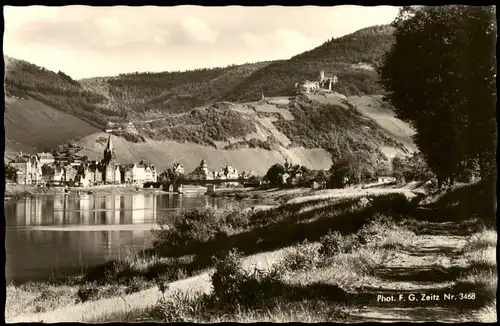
5,25,394,123
4,56,274,126
79,61,275,116
4,56,111,128
222,25,395,102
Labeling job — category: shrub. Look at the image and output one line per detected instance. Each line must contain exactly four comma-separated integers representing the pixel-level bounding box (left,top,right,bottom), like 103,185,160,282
357,214,417,249
277,240,322,272
152,206,251,252
391,152,433,183
149,290,213,322
124,277,150,295
319,230,361,258
463,228,497,253
366,193,412,218
75,283,100,303
210,249,283,309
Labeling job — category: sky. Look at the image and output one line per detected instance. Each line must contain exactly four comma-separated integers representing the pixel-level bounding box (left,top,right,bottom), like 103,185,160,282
4,5,400,79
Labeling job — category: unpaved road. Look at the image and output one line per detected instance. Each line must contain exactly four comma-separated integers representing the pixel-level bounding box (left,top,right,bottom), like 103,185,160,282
286,186,417,205
349,232,483,322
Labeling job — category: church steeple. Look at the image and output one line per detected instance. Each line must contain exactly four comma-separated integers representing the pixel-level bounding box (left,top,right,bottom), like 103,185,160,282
106,135,113,152
103,135,115,163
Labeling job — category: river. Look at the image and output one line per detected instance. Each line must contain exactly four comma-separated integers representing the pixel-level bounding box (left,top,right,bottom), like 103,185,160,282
4,192,248,284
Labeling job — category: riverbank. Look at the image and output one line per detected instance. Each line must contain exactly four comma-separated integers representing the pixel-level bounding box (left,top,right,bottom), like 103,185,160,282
6,180,497,322
4,183,168,200
4,183,215,200
210,184,423,206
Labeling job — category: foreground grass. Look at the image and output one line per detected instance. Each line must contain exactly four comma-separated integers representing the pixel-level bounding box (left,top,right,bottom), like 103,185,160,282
90,213,419,322
92,292,356,323
452,228,497,306
6,283,77,320
470,300,497,323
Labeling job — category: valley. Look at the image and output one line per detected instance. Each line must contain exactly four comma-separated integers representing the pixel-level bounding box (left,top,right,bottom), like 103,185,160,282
4,25,411,176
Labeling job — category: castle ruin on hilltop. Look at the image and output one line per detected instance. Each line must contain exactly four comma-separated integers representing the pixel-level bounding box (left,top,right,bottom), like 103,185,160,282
295,70,338,94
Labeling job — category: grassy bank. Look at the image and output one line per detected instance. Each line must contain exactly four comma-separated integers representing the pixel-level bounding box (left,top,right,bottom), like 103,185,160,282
209,187,316,205
6,180,497,322
91,214,497,322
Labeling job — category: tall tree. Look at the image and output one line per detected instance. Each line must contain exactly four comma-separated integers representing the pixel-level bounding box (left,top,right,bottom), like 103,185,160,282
379,6,497,185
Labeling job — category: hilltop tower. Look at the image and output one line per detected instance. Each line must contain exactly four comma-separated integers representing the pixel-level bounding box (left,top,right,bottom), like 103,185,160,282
103,135,117,184
319,70,325,85
200,159,208,174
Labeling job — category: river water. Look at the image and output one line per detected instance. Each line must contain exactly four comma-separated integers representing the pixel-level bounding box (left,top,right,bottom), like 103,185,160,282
4,193,245,284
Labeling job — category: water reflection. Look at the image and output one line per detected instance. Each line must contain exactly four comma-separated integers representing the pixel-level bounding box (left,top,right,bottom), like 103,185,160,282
4,193,232,284
6,193,163,227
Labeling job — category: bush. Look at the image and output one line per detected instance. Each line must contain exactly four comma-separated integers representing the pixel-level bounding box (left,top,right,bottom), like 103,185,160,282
75,283,100,303
277,240,322,272
124,277,150,295
367,193,412,218
391,152,433,183
152,205,251,252
319,230,361,258
357,214,417,249
210,249,283,309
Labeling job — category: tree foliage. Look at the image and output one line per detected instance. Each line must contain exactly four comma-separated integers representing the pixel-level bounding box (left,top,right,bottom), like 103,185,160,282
379,6,497,185
274,96,404,159
5,164,19,180
328,150,380,188
391,152,433,183
264,163,286,186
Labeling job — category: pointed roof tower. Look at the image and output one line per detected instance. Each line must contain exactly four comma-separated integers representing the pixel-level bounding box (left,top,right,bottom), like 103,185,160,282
103,134,116,162
105,134,114,153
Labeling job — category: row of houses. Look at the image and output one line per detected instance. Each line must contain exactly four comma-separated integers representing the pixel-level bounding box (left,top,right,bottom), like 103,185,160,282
7,136,258,187
186,159,255,181
6,136,158,187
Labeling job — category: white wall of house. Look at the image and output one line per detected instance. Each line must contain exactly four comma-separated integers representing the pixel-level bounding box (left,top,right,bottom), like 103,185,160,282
115,167,122,184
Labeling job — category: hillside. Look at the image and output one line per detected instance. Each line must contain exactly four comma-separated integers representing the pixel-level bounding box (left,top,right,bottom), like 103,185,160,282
272,95,407,158
4,24,415,174
72,94,414,175
4,56,112,128
4,25,394,122
222,25,395,102
79,61,275,117
347,95,416,152
4,97,100,160
76,132,333,174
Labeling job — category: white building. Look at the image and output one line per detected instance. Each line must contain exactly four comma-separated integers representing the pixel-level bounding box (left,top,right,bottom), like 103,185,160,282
122,162,157,184
9,152,43,185
37,152,55,166
188,159,213,180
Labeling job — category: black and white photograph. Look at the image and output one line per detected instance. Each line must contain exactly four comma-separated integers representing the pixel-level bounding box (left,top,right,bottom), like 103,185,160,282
3,4,497,323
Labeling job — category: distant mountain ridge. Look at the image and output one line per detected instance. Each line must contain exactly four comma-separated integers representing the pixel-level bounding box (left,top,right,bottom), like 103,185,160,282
5,25,394,122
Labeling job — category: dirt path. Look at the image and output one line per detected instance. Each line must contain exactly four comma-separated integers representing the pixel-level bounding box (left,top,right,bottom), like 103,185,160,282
7,249,287,323
348,232,474,322
286,187,417,205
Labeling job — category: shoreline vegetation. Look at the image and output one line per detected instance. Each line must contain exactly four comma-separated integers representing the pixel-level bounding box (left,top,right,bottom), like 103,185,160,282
5,178,497,323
